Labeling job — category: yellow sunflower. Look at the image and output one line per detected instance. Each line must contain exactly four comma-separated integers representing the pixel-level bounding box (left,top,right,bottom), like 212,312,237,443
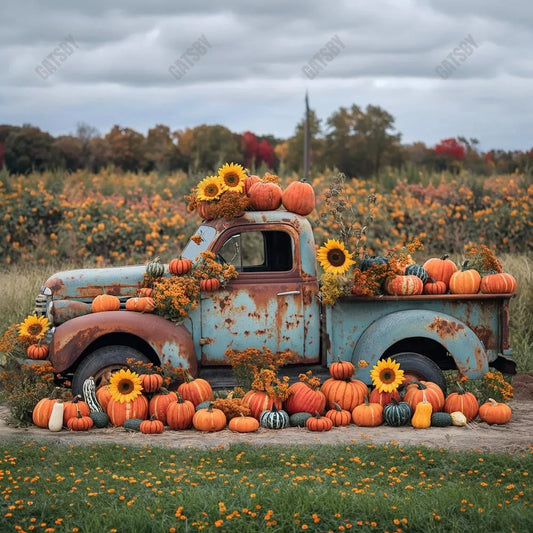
108,369,143,403
317,239,355,275
217,162,246,193
18,314,51,340
197,176,225,202
370,358,404,393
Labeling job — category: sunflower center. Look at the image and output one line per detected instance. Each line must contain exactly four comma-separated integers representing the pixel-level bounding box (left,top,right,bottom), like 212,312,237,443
327,248,346,267
118,379,134,394
28,324,43,335
223,173,239,186
204,185,220,197
379,370,396,384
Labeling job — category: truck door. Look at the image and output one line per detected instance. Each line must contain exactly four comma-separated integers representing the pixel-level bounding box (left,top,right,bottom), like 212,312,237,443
199,225,319,364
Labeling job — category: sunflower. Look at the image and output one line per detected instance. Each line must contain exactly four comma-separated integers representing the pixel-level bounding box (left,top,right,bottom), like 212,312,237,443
317,239,355,275
197,176,225,202
217,162,246,193
108,369,143,403
18,314,51,340
370,358,404,393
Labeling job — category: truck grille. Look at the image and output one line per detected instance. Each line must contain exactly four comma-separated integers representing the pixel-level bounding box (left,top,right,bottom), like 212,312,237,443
34,294,48,316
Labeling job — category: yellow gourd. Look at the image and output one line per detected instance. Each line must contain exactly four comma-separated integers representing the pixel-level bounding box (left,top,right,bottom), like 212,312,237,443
411,391,432,429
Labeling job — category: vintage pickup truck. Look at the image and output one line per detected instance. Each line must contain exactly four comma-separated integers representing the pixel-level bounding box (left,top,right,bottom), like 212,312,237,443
34,211,516,395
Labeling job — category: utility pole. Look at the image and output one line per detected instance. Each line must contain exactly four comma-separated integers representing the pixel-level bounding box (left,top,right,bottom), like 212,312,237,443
303,91,310,181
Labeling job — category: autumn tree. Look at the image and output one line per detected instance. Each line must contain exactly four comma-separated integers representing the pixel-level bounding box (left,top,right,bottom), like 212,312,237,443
104,126,146,171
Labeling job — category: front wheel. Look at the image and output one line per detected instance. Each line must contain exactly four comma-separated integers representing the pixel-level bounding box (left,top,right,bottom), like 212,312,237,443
71,345,152,396
389,352,447,393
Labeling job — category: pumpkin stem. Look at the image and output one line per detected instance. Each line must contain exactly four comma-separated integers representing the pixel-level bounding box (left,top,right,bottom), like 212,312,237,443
333,402,342,412
314,411,322,418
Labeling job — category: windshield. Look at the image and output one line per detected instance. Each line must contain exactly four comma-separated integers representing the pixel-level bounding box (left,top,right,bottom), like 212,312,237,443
181,225,217,262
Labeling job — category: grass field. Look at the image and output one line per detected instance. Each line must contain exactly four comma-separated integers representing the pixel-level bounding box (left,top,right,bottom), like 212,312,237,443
0,440,531,532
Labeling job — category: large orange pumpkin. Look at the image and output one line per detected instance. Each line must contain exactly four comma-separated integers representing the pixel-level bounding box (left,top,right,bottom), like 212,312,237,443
422,255,458,288
385,275,423,296
284,381,326,415
369,388,401,407
192,404,227,432
480,273,517,294
177,373,214,406
449,269,481,294
248,181,282,211
403,381,445,412
281,179,315,216
106,394,149,426
125,297,155,312
91,294,121,313
444,388,479,421
478,398,512,425
149,389,178,424
32,393,59,428
166,394,195,430
242,390,282,420
320,378,368,411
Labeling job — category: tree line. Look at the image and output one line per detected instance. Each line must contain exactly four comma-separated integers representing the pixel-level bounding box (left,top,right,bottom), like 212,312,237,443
1,103,532,177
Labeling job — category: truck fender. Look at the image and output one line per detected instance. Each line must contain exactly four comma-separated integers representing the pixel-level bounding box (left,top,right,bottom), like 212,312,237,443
351,309,488,382
49,311,197,375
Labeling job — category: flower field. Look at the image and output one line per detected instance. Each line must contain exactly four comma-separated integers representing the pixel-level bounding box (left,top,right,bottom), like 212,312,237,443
1,441,531,532
0,169,531,266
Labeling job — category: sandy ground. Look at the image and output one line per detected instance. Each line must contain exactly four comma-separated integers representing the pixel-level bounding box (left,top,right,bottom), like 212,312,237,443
2,374,532,453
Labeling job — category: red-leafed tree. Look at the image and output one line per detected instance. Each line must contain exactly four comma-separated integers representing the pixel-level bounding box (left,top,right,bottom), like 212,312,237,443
256,138,274,168
242,131,259,167
434,138,465,160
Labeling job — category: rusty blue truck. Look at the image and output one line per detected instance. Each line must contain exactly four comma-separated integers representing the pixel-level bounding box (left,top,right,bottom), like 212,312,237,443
34,211,516,395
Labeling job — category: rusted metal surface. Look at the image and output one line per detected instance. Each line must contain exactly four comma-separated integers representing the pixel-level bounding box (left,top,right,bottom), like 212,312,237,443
49,311,197,375
427,316,465,338
49,300,92,324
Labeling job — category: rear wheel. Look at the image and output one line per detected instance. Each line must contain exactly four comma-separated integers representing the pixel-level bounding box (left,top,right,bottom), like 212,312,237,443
71,345,151,396
389,352,446,393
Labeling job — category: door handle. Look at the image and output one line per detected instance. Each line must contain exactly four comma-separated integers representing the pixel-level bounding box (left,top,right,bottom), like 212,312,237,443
277,290,301,296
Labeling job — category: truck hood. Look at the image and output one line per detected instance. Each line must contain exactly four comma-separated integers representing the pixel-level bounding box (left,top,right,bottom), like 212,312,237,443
43,265,150,301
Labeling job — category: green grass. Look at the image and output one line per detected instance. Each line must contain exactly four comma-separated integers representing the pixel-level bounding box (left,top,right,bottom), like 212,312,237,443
0,440,531,532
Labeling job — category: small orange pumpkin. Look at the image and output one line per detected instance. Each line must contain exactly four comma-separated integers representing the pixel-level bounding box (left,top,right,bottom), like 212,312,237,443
248,181,282,211
63,395,91,425
27,343,49,360
192,403,227,432
177,372,214,406
196,201,218,220
148,388,177,424
281,179,315,216
306,411,334,431
422,255,458,288
140,373,164,394
478,398,512,425
351,396,383,427
200,278,220,291
125,297,155,312
242,390,282,420
449,268,481,294
385,275,423,296
325,402,352,427
138,287,153,297
369,388,401,407
480,273,517,294
140,416,165,434
329,357,355,380
168,258,192,276
67,411,94,431
228,414,260,433
244,174,261,195
91,294,120,313
444,385,479,421
96,385,112,411
423,279,447,295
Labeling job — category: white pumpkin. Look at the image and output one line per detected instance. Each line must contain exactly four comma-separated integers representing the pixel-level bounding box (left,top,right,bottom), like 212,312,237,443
450,411,468,427
48,401,64,432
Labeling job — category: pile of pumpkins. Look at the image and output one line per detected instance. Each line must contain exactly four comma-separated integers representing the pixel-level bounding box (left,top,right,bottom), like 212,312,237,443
363,254,518,296
31,359,512,435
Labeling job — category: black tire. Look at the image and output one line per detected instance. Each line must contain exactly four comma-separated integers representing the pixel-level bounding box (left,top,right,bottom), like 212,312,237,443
389,352,447,393
71,345,151,396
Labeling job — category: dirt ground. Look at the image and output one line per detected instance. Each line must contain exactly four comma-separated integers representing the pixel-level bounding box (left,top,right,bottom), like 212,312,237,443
2,374,532,453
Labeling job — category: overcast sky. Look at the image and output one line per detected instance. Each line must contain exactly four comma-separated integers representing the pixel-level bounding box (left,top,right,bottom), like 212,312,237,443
1,0,532,151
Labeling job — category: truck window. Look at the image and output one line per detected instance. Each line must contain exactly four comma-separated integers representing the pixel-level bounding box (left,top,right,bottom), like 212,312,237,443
218,230,293,272
181,226,217,261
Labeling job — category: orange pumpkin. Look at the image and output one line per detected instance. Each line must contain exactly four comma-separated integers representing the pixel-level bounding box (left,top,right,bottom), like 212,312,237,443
444,387,479,422
168,258,192,276
385,275,423,296
321,378,368,411
325,402,352,427
91,294,120,313
284,381,326,415
67,411,94,431
423,255,458,288
423,279,447,295
96,385,112,411
478,398,512,425
352,397,383,427
449,269,481,294
244,174,261,195
27,343,49,360
329,357,355,380
403,381,445,412
196,201,218,220
140,416,165,434
177,373,214,406
192,404,227,432
248,181,282,211
125,297,155,312
166,394,195,430
106,394,149,426
228,414,260,433
149,389,178,424
306,411,334,431
138,287,153,297
281,179,315,215
32,392,60,428
369,388,401,407
63,395,91,425
480,273,517,294
140,373,164,394
242,390,282,420
200,278,220,291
